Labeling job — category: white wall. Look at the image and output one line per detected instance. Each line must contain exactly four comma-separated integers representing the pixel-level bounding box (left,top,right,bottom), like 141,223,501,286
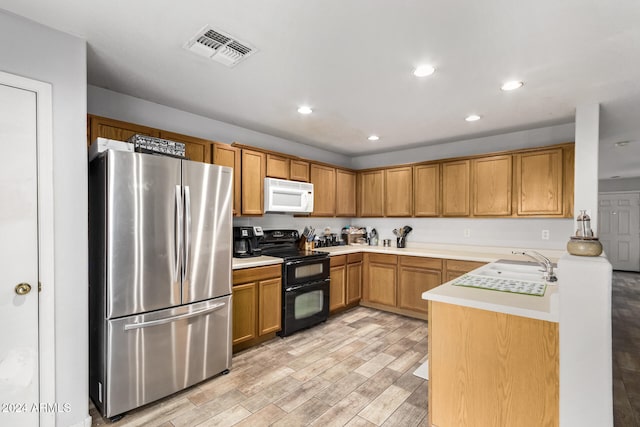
88,85,352,167
575,104,600,232
360,217,572,250
350,123,575,169
0,9,88,427
599,177,640,192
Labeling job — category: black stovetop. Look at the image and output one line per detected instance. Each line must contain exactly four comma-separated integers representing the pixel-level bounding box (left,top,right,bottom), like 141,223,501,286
257,229,328,261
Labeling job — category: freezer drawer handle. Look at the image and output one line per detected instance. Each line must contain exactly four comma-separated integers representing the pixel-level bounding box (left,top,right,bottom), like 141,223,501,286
123,302,227,331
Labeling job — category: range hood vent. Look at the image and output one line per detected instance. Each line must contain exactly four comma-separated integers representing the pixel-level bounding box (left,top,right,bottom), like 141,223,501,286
185,26,257,67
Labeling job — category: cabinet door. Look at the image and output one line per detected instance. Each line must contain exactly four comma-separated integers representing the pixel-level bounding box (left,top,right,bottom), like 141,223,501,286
472,155,512,216
266,154,290,179
346,261,362,304
398,266,441,314
358,170,385,217
213,143,241,216
336,169,357,217
241,149,266,215
385,167,413,217
232,283,257,345
158,130,211,163
515,148,564,215
442,160,470,216
310,164,336,216
329,264,347,312
364,254,397,307
290,160,310,182
88,115,160,146
414,163,440,217
258,278,282,335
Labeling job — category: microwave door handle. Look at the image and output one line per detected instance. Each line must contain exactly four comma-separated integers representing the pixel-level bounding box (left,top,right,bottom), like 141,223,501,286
175,185,183,283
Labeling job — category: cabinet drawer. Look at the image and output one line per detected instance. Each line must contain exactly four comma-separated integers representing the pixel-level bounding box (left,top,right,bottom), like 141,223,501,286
445,259,485,274
347,253,363,263
233,265,281,284
330,255,347,267
399,255,442,270
367,253,397,265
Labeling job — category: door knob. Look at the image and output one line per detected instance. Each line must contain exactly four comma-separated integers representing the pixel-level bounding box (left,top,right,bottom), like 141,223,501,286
15,283,32,295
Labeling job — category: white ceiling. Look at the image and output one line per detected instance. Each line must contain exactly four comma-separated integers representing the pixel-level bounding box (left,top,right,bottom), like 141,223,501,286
2,0,640,178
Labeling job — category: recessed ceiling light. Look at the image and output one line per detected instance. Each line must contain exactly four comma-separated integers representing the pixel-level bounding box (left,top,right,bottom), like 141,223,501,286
413,64,436,77
615,141,629,147
465,114,481,122
368,135,380,141
297,106,312,115
501,81,524,91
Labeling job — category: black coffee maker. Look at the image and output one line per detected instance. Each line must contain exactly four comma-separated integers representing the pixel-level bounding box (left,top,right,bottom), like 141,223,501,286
233,226,263,258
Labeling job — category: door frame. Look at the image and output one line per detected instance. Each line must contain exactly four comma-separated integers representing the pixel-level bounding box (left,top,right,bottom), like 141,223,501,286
0,70,55,426
598,190,640,271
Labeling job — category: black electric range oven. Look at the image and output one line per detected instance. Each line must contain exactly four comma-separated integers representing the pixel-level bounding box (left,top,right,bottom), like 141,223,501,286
258,230,330,337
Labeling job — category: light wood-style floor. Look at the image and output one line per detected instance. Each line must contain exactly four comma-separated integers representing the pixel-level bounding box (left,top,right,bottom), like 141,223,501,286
90,307,429,427
91,271,640,426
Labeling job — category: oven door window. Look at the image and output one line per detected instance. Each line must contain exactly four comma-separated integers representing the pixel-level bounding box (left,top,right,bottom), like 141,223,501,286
294,290,324,319
294,263,324,280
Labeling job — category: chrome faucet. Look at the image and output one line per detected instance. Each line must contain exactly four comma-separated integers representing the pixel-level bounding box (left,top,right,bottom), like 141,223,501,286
512,250,558,282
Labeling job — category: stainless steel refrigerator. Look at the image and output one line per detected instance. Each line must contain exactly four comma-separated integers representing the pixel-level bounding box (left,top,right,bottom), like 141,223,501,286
88,150,233,419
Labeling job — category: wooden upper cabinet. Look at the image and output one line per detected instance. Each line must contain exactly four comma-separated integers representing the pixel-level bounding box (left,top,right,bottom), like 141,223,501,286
336,169,357,217
385,167,413,217
414,163,440,217
472,155,512,216
213,143,241,216
241,149,266,215
358,170,385,217
88,115,160,146
442,160,470,216
310,164,336,217
158,130,211,163
266,154,290,179
563,145,575,218
289,159,310,182
515,148,564,216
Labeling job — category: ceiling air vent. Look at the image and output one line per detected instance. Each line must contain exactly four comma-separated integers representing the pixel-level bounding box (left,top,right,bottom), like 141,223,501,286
185,26,257,67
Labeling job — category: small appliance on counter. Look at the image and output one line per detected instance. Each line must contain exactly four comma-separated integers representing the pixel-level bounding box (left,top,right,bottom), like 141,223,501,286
341,226,368,245
567,210,603,256
233,226,264,258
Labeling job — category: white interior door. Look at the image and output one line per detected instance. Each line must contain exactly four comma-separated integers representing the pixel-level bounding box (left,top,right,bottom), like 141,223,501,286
0,83,39,425
598,192,640,271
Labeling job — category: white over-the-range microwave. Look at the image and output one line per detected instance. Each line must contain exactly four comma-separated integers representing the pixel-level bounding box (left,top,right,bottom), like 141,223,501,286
264,178,314,213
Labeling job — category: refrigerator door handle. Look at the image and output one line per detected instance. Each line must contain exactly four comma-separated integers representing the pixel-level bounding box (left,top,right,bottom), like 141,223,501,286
123,302,227,330
184,185,192,280
175,185,183,282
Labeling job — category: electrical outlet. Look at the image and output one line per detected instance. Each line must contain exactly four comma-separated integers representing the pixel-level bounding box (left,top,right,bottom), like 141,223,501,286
541,229,550,240
464,228,471,238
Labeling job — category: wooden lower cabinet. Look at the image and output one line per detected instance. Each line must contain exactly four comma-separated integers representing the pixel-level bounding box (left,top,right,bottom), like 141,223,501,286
232,265,282,352
346,253,363,304
363,253,398,306
428,301,559,427
329,256,347,312
330,254,362,313
397,256,442,315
